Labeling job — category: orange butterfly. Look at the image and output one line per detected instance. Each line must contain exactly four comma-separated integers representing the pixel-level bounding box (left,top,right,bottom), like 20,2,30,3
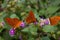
25,10,36,24
5,18,22,29
49,16,60,25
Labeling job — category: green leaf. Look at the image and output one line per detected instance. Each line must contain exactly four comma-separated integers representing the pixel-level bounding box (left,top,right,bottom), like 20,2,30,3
0,36,4,40
2,30,12,40
34,10,40,21
22,24,38,35
0,12,7,22
50,0,60,6
28,37,35,40
0,28,4,33
29,26,38,35
10,14,19,18
15,10,22,20
46,6,59,14
21,27,29,33
3,23,11,30
2,0,7,8
55,12,60,16
43,25,57,32
41,36,50,40
30,0,37,4
39,9,46,15
0,18,3,22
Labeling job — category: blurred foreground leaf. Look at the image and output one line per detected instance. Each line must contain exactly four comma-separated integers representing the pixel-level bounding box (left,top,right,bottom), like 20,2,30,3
43,25,57,32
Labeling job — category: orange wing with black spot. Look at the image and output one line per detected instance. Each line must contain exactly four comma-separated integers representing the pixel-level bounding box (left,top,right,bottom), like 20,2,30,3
25,10,36,24
49,16,60,25
5,18,22,29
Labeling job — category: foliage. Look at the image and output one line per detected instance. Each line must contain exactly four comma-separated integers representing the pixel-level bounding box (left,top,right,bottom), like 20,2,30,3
0,0,60,40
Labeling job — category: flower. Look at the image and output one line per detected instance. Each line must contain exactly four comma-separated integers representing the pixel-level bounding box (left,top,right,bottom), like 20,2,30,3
40,22,44,27
9,28,15,37
20,22,25,28
2,22,5,26
0,22,5,28
44,19,49,25
40,18,50,27
40,18,45,27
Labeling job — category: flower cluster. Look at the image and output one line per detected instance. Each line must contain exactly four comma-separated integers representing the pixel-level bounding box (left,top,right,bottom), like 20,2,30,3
40,18,50,27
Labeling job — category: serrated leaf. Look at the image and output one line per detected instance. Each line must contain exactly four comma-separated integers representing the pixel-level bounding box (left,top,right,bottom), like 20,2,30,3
43,25,57,32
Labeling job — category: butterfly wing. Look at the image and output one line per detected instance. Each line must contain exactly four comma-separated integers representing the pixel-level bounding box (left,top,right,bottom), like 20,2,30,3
5,18,22,29
49,16,60,25
26,10,36,24
13,18,20,25
5,18,15,27
26,16,31,24
54,16,60,21
13,18,22,29
29,11,36,22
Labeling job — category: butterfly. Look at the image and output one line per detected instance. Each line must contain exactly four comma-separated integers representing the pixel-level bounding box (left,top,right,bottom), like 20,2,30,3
5,17,22,29
25,10,36,24
49,16,60,25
